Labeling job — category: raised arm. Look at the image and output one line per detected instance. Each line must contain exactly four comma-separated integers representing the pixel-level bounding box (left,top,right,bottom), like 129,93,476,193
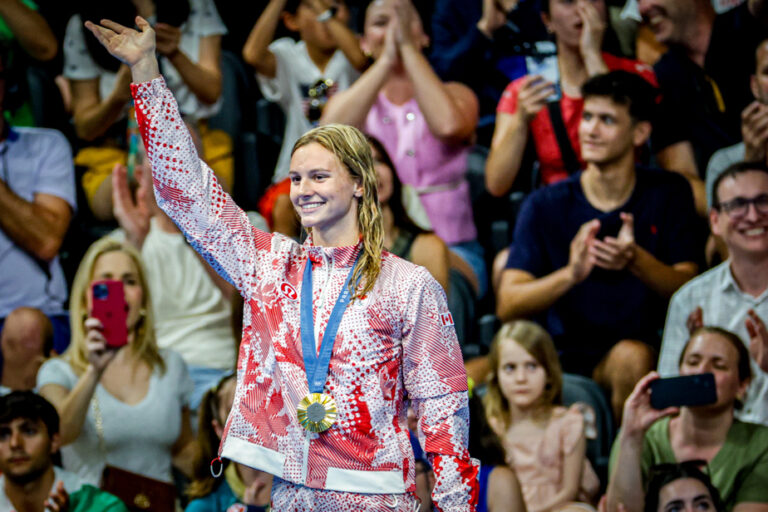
0,0,57,61
85,17,273,298
403,268,478,511
307,0,368,72
395,1,477,144
606,373,678,512
241,0,283,78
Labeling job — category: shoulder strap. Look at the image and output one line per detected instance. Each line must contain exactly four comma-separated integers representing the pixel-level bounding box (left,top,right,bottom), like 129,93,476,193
547,101,581,175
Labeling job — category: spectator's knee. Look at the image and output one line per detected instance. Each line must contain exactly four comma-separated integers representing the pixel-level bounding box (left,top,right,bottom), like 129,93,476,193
1,307,54,362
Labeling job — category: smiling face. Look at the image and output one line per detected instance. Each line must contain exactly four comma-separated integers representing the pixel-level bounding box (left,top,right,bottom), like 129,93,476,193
0,418,58,485
542,0,607,49
637,0,699,46
579,96,649,167
657,478,716,512
710,171,768,259
496,338,549,412
361,0,427,61
289,142,363,245
679,331,748,411
90,251,145,335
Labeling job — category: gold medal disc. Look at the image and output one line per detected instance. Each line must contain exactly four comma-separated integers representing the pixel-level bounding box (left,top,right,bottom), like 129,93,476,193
297,393,337,432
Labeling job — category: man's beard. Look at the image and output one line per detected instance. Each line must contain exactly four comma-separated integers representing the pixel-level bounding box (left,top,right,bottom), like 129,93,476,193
4,460,50,487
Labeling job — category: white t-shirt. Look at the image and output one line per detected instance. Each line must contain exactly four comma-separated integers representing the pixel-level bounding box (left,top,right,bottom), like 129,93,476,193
256,38,359,182
64,0,227,121
36,350,193,485
140,217,236,369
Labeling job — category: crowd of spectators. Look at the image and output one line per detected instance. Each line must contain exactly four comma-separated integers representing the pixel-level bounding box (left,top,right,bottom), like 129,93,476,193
1,0,768,510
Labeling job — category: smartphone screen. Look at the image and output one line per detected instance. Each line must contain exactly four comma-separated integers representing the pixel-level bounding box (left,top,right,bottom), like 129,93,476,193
90,280,129,349
525,49,561,103
649,373,717,410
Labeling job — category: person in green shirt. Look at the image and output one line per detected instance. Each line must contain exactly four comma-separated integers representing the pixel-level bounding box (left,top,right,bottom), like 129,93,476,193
607,326,768,512
0,391,129,512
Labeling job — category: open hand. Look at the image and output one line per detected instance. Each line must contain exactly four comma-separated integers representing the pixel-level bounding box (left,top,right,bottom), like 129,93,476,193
112,163,152,250
84,17,155,67
569,218,601,283
746,309,768,372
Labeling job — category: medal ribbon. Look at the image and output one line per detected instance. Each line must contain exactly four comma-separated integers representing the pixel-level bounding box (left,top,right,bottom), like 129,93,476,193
300,252,360,394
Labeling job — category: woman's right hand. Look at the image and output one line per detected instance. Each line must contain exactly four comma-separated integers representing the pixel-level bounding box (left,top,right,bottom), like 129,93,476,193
84,318,118,374
84,17,156,68
516,75,556,122
620,372,678,441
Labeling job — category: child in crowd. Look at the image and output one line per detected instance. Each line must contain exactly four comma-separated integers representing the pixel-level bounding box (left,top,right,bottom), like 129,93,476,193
186,373,272,511
485,320,599,512
243,0,366,235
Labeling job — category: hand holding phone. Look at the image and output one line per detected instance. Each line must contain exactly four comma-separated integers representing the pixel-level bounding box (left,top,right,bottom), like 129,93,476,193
649,373,717,410
90,280,129,349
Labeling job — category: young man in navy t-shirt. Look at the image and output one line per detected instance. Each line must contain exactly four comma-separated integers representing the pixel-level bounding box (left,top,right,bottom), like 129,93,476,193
497,71,701,420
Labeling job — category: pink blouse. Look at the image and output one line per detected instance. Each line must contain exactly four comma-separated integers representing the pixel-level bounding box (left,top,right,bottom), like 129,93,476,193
364,93,477,245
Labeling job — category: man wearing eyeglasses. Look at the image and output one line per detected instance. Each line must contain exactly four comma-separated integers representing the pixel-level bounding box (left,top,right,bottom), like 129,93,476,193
659,161,768,426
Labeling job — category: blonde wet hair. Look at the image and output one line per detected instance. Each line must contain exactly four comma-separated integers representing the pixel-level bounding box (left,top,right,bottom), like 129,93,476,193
484,320,562,430
66,237,165,375
292,123,384,299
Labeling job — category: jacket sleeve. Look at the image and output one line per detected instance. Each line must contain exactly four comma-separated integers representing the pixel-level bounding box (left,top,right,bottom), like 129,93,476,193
401,266,479,511
131,77,274,300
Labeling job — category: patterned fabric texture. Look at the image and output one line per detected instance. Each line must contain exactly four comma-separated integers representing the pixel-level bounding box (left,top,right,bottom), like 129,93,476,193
132,78,478,511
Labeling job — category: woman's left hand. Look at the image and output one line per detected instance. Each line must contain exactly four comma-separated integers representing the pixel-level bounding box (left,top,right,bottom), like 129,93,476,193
577,0,605,59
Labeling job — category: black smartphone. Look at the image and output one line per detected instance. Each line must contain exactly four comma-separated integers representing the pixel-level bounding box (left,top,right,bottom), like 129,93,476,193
649,373,717,410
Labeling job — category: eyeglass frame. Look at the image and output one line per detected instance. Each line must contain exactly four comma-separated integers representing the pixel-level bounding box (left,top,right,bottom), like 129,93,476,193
713,193,768,218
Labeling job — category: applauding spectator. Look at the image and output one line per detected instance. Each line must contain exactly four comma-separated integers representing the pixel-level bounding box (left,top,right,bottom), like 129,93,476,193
36,238,195,488
659,161,768,425
497,71,699,417
607,327,768,512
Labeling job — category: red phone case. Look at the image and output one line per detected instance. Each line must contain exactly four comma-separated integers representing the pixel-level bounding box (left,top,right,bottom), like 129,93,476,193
90,280,129,348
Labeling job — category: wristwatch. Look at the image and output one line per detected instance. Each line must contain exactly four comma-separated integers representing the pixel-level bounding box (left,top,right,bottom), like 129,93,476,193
316,6,337,22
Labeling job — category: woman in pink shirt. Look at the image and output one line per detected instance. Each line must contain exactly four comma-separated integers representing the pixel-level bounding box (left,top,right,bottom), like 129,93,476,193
321,0,485,296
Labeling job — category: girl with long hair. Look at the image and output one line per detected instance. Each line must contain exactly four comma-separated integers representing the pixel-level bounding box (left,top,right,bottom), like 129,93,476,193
485,320,599,512
84,16,476,511
36,237,195,487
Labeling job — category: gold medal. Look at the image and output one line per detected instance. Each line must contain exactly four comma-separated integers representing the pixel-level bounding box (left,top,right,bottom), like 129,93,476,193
297,393,337,432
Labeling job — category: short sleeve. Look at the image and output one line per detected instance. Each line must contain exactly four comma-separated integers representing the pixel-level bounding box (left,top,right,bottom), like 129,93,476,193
187,0,227,38
63,14,101,81
37,358,77,391
162,349,194,408
505,192,548,276
256,38,297,105
32,130,76,211
497,79,523,115
559,405,587,455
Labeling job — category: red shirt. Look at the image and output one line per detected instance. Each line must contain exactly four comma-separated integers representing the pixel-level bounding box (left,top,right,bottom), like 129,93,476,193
497,53,657,185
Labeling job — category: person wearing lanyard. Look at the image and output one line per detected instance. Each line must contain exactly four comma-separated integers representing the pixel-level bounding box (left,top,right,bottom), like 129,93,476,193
84,16,478,512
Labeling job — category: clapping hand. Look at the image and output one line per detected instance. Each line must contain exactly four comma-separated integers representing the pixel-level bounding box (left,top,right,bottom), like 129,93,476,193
746,309,768,372
84,17,155,68
591,212,636,271
112,163,152,250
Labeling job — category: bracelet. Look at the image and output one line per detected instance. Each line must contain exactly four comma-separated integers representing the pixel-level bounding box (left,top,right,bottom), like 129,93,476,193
316,7,336,22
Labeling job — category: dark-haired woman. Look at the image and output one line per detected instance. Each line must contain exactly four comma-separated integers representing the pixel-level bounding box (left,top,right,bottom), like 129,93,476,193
644,462,723,512
607,327,768,512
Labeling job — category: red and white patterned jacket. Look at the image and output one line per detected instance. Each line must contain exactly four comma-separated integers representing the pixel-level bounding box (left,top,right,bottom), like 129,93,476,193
132,78,478,511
